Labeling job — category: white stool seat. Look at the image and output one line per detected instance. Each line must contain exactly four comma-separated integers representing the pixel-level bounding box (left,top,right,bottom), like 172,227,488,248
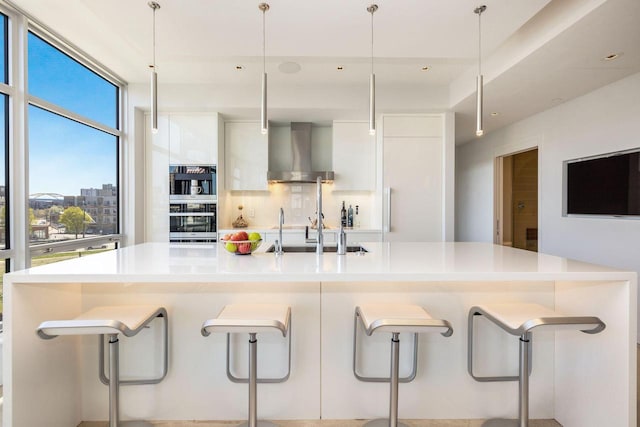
201,303,290,336
470,303,606,336
356,304,453,336
37,305,167,338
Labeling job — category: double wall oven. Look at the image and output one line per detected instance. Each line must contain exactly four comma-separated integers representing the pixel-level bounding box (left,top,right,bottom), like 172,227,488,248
169,165,217,243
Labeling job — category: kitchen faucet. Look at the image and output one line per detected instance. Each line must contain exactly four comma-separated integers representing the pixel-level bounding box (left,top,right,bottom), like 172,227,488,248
275,207,284,255
303,177,324,254
316,176,324,254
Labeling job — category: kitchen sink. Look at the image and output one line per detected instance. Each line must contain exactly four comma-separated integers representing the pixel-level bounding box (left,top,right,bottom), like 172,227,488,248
265,244,367,253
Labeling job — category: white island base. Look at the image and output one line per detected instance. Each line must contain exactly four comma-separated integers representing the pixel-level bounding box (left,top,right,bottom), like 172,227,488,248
3,243,636,427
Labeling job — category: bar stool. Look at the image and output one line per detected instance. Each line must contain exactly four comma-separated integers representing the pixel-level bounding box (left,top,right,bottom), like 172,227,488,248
36,305,169,427
353,304,453,427
468,303,605,427
201,303,292,427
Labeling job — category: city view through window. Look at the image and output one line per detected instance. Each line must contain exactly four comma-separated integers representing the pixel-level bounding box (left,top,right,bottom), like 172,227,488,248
26,32,119,248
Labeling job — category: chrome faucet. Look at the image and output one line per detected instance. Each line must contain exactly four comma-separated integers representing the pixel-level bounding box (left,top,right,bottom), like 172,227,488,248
275,207,284,255
303,177,324,253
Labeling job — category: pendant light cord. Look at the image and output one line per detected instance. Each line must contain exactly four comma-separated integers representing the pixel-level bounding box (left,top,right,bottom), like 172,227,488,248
477,9,482,75
148,2,161,69
262,8,266,74
370,9,374,74
152,5,156,69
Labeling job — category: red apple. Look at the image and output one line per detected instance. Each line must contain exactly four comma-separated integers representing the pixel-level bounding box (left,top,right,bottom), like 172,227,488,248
231,231,249,241
222,234,232,241
237,242,252,254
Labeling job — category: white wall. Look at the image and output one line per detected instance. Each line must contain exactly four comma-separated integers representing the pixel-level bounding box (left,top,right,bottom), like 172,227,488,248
456,72,640,337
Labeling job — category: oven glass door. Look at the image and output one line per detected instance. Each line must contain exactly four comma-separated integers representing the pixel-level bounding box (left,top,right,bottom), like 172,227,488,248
169,202,216,240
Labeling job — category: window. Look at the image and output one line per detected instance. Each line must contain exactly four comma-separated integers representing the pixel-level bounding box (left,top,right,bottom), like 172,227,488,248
27,30,121,247
0,93,7,251
27,33,117,127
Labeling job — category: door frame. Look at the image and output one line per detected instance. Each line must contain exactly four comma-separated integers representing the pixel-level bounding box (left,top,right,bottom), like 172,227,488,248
494,145,539,245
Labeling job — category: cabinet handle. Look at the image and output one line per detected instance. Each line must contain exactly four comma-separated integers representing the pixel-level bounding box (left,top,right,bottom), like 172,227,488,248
385,187,392,232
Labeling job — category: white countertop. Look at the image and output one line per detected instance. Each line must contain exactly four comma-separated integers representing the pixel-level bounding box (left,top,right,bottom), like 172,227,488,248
6,242,634,284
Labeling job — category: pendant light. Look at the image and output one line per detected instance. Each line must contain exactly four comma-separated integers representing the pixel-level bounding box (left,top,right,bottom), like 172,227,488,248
259,3,270,135
474,5,486,137
367,4,378,136
148,1,160,134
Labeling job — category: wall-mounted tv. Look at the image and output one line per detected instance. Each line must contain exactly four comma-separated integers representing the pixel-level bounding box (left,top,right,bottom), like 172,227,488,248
564,148,640,217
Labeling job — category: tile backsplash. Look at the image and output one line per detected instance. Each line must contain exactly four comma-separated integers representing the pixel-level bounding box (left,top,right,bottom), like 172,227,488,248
221,183,378,229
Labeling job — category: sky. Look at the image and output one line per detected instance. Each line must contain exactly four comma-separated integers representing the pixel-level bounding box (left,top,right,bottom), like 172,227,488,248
26,32,118,196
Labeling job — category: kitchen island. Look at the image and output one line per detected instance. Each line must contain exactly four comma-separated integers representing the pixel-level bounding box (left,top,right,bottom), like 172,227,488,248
4,242,636,427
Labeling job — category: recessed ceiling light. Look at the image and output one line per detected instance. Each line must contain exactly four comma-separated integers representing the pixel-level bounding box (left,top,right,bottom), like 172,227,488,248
421,66,429,71
603,52,622,61
278,62,302,74
490,112,499,116
235,65,244,70
337,66,344,71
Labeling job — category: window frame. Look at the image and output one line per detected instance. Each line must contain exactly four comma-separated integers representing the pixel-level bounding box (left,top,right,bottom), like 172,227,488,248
0,7,13,264
0,2,127,269
25,25,124,259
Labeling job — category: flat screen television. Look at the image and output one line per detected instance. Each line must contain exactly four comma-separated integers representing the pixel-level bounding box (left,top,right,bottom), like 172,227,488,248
564,148,640,217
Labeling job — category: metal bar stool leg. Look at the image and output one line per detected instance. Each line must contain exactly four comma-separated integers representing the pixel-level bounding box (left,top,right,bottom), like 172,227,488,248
389,332,400,427
237,332,277,427
519,333,531,427
249,333,258,427
363,331,409,427
108,333,119,427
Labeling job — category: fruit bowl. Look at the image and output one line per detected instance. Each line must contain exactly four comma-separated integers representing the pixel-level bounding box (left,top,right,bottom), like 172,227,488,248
220,231,263,255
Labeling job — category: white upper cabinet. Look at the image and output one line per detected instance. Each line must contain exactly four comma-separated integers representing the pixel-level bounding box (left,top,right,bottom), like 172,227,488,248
224,121,268,191
332,121,376,191
168,114,218,165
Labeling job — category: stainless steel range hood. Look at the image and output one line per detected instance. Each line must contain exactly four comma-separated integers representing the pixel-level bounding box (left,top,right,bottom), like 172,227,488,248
267,122,334,183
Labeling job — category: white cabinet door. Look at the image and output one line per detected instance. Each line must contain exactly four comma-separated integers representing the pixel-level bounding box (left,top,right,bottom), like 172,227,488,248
383,136,443,242
168,114,218,165
383,115,443,138
332,121,376,191
224,121,268,191
144,113,170,242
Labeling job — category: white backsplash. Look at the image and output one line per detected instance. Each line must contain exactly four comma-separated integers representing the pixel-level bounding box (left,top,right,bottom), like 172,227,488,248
221,183,377,230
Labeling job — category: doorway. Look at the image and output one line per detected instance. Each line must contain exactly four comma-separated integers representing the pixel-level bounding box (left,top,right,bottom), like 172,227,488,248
495,148,538,252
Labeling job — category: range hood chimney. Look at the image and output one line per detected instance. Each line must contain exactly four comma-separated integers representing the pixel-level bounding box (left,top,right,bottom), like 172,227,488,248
267,122,334,183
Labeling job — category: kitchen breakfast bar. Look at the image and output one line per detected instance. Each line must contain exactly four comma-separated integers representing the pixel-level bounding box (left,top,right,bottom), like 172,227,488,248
3,242,637,427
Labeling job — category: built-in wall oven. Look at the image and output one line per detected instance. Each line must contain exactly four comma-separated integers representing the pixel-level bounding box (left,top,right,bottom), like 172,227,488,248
169,165,217,243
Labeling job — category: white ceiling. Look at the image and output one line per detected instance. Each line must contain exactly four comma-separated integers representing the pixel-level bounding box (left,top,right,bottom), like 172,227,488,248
6,0,640,143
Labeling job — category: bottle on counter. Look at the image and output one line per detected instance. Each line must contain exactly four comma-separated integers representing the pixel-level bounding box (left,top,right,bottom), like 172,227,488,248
355,205,360,228
347,204,354,228
341,201,347,227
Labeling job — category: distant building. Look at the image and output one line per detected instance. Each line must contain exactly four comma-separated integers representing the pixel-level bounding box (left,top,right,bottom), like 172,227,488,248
79,184,118,234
